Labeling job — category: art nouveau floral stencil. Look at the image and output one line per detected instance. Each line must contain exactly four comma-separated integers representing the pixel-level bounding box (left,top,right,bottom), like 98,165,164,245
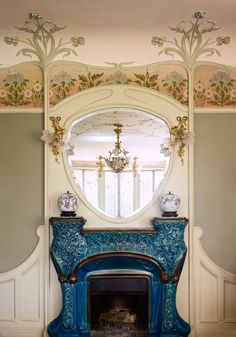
1,63,236,108
48,63,188,106
50,71,76,104
0,68,44,107
162,71,188,105
194,66,236,107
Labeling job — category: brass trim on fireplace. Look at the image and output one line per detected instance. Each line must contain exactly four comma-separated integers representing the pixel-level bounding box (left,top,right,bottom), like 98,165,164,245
87,274,151,330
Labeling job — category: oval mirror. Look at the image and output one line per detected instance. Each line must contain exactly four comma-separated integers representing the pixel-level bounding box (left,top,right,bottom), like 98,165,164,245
66,108,171,218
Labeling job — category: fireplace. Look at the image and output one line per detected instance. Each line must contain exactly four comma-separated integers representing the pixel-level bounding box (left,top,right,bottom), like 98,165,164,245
89,275,149,335
48,217,191,337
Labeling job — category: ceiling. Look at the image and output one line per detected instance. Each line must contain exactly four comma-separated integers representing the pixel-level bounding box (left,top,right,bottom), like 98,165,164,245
0,0,235,68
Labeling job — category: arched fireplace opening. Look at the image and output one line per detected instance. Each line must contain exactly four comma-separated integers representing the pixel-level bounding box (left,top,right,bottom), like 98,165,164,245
89,275,149,336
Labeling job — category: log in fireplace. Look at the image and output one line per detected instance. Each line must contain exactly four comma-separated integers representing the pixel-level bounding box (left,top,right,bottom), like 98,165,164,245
48,217,191,337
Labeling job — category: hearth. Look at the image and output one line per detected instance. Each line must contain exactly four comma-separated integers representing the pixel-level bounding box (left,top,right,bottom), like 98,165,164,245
89,275,148,334
48,217,191,337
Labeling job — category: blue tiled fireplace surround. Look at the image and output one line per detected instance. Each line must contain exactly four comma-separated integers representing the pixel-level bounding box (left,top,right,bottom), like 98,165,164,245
48,217,191,337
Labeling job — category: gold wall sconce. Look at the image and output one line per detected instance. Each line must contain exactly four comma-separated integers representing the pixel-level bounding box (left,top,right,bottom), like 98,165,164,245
41,116,73,163
160,116,193,165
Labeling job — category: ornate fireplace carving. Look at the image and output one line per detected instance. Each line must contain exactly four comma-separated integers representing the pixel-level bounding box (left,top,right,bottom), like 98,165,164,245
48,217,191,337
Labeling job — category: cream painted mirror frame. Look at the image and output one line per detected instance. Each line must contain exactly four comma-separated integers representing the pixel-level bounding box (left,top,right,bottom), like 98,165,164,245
49,84,188,224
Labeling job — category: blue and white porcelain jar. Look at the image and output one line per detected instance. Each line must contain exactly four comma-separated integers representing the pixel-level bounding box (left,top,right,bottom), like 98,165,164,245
159,191,180,217
58,191,78,217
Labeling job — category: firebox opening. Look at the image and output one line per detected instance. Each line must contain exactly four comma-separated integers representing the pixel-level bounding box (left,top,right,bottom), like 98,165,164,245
89,275,149,335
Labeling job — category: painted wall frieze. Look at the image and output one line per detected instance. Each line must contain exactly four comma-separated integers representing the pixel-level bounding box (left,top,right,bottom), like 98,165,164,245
193,65,236,107
48,62,188,106
0,63,44,107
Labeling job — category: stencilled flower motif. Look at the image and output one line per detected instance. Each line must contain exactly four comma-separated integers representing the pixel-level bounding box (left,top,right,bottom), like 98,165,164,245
162,71,188,105
216,36,231,46
5,72,25,84
208,71,236,106
0,89,7,98
151,36,166,47
164,71,183,85
195,82,204,92
211,71,231,84
78,72,104,90
33,82,42,92
204,89,213,98
193,11,206,19
29,81,44,106
24,89,33,98
193,81,207,107
29,12,43,20
4,36,18,46
71,36,85,47
0,71,43,107
2,71,29,106
230,88,236,98
51,71,76,104
107,70,128,84
52,71,73,85
130,72,159,90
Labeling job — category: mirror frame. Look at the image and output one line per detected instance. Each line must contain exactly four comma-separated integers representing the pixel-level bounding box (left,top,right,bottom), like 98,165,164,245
63,106,173,223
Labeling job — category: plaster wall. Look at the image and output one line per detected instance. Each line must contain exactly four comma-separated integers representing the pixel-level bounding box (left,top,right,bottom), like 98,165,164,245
194,113,236,273
0,113,44,272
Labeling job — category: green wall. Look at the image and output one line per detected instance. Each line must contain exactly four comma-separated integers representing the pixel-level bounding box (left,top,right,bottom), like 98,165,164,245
1,111,235,274
195,113,236,273
0,113,44,272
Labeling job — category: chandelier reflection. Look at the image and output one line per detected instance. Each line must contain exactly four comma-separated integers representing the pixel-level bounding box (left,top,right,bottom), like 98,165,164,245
96,124,138,176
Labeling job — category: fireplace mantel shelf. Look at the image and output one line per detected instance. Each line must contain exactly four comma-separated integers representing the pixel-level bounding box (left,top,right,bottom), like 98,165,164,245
48,217,191,337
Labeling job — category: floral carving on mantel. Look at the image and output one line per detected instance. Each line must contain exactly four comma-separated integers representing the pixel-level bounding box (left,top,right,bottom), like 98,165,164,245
4,12,85,69
152,11,231,69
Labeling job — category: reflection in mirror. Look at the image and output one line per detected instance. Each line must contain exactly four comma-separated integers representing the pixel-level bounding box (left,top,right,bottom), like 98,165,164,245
67,109,171,218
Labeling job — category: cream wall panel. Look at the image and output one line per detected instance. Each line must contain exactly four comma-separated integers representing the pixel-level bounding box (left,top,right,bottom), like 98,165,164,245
0,226,45,337
0,279,15,321
194,226,236,337
199,264,218,322
21,261,40,321
224,281,236,322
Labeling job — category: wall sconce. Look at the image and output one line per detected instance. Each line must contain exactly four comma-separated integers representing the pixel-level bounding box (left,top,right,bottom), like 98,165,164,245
160,116,193,165
41,116,74,163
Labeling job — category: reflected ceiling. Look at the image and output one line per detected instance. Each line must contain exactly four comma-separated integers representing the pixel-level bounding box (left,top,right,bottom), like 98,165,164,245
0,0,235,67
69,110,169,165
